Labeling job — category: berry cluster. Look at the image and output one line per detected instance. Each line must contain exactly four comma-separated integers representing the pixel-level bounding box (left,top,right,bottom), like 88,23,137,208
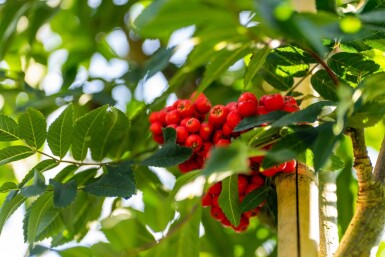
148,91,300,231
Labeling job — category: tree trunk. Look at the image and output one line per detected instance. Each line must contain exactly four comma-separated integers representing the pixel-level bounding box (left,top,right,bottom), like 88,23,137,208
275,164,319,257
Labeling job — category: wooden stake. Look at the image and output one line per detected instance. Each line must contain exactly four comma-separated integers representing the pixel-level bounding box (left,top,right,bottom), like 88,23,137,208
275,164,320,257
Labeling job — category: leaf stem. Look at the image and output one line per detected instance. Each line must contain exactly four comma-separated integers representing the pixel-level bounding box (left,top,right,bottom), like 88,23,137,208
308,50,340,86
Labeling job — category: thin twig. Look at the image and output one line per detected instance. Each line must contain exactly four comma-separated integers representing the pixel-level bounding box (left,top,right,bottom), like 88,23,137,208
308,50,340,86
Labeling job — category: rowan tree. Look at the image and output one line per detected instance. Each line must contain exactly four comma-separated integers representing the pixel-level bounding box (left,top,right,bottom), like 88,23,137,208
0,0,385,257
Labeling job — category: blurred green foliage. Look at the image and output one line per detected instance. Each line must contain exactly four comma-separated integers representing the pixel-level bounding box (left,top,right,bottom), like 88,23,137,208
0,0,385,256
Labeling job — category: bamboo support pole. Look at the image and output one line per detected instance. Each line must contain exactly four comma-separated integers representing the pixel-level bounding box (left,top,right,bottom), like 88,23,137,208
275,164,319,257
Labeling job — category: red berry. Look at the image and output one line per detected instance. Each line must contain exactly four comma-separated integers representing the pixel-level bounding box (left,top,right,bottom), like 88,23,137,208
261,162,286,177
245,183,260,195
238,100,258,117
259,95,268,106
153,134,164,144
283,104,300,113
150,122,163,135
226,110,242,128
208,182,222,195
209,105,229,127
249,155,264,164
284,96,297,106
257,106,269,115
165,110,181,125
199,122,214,141
175,126,189,144
226,102,238,112
222,123,233,137
239,193,246,203
232,215,249,232
244,208,260,218
180,117,189,127
212,195,219,207
197,141,212,157
238,92,258,104
251,174,265,187
193,112,207,122
178,155,200,173
213,130,229,144
193,94,212,114
215,138,231,146
166,124,177,129
166,106,176,112
201,193,212,207
221,217,232,227
185,117,201,133
173,99,183,108
283,159,297,173
211,206,226,221
177,99,195,117
238,175,249,194
264,94,284,111
185,134,203,153
149,112,159,123
158,110,167,124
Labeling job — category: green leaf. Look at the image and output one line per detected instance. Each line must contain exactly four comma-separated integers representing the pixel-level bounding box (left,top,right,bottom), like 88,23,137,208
348,102,385,128
241,187,269,212
59,246,92,257
0,182,17,193
263,125,318,168
47,103,74,158
316,0,337,13
359,72,385,103
20,170,47,197
144,47,175,78
145,199,201,257
311,70,338,101
91,243,123,257
170,170,201,199
202,141,249,177
90,107,129,161
240,126,281,147
18,108,46,149
199,43,251,92
271,101,336,127
133,167,174,232
134,0,233,40
244,46,271,87
50,179,77,208
0,145,34,166
55,192,103,246
142,127,193,167
218,175,241,226
321,153,345,172
0,114,19,141
53,165,79,183
0,194,27,235
234,111,287,132
311,123,342,172
72,105,108,161
25,193,63,246
29,245,50,256
19,159,58,188
100,214,156,253
83,161,135,198
0,1,31,59
328,52,380,84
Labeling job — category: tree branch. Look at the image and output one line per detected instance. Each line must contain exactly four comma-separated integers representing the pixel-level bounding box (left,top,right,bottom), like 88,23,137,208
373,135,385,184
335,129,385,257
